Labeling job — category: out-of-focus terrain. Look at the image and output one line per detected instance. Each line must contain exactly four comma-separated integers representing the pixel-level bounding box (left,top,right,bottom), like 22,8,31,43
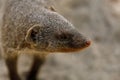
0,0,120,80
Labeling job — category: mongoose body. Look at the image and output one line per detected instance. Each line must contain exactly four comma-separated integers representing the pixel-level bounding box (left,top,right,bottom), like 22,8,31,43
0,0,91,80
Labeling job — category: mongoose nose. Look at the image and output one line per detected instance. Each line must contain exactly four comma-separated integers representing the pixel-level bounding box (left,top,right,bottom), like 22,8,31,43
85,40,91,47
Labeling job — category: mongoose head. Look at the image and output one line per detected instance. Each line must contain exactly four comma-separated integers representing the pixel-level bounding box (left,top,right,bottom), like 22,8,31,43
25,7,91,53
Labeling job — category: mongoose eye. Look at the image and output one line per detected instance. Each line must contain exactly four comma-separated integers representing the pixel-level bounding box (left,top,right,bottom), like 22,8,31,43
55,33,72,41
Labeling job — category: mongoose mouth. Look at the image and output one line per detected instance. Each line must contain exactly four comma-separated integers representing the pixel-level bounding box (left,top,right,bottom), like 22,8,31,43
56,40,91,53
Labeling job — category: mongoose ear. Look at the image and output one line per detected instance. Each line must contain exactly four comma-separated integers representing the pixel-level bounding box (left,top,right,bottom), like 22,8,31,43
25,25,40,44
50,6,56,12
46,6,56,12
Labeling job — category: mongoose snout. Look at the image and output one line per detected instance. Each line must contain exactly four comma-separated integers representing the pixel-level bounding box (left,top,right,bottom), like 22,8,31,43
70,33,91,49
53,31,91,52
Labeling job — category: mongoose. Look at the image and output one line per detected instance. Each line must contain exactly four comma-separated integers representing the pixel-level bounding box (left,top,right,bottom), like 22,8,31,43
0,0,91,80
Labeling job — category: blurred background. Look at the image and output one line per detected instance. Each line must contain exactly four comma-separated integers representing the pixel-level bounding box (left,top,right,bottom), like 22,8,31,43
0,0,120,80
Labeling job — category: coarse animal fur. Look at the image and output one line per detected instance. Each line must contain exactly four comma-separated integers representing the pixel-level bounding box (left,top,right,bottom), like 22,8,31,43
0,0,91,80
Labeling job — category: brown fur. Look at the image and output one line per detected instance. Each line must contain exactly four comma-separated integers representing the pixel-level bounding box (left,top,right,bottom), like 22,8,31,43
0,0,91,80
